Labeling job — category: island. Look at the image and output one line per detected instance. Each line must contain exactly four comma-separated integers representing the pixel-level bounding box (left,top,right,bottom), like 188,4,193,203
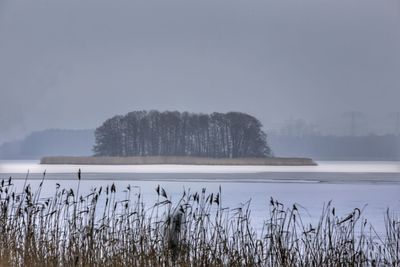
40,156,316,166
40,110,316,166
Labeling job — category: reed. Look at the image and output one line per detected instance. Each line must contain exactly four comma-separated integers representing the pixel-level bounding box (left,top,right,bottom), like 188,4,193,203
0,173,398,266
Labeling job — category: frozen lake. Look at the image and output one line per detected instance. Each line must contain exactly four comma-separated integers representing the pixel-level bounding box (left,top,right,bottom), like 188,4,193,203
0,160,399,233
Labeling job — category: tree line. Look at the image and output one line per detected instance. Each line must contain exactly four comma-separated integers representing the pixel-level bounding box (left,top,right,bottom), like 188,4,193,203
93,110,271,158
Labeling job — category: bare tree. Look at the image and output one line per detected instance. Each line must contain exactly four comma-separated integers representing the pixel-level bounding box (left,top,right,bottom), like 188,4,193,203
93,111,271,158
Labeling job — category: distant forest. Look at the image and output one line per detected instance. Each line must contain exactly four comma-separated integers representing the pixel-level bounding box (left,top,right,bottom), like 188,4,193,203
1,128,399,160
93,111,271,158
0,129,94,159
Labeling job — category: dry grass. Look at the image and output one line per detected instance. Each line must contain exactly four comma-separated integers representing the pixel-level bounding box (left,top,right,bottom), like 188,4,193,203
0,172,398,266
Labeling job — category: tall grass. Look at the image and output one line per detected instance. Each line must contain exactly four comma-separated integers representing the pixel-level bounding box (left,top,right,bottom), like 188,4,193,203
0,173,398,266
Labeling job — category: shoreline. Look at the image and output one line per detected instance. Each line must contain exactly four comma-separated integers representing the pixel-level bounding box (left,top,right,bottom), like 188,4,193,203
40,156,317,166
1,171,399,184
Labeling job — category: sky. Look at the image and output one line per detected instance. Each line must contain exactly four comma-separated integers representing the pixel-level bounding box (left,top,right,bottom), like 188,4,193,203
0,0,399,143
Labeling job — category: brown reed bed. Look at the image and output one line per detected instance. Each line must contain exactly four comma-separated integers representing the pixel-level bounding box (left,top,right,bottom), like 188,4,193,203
0,171,398,266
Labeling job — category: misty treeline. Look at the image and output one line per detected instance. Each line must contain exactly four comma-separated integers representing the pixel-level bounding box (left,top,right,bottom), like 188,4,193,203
94,111,271,158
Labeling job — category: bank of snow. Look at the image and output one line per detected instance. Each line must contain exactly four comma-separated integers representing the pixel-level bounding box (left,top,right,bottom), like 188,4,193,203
1,160,399,174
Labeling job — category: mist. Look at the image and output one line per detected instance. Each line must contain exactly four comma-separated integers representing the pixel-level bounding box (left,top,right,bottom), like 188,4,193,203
0,0,399,143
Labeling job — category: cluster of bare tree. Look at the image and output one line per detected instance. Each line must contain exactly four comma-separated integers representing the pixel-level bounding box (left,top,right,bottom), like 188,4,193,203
93,111,271,158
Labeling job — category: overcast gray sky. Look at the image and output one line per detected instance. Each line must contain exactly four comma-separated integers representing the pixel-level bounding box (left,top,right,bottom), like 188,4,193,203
0,0,399,143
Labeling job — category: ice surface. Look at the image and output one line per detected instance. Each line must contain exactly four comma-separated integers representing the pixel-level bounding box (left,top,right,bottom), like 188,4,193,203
0,160,399,234
0,160,399,174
